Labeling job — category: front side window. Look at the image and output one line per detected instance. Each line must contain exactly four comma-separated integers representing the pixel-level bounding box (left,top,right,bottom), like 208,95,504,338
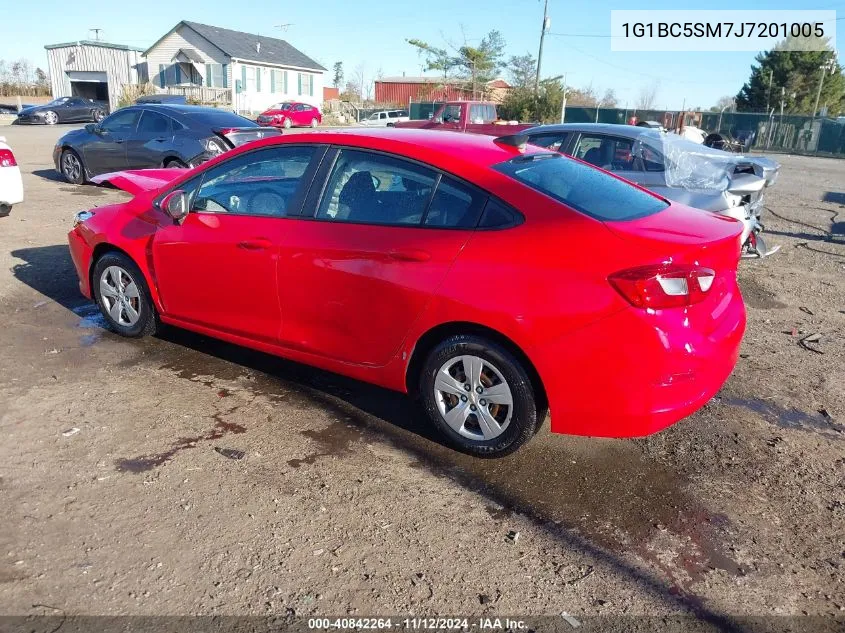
316,149,436,225
100,109,141,134
494,153,668,222
192,146,317,217
438,104,462,123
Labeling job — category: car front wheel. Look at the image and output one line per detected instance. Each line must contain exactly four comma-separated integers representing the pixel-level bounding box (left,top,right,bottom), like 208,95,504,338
60,149,86,184
419,335,541,457
283,118,292,129
0,204,10,218
93,109,106,122
43,110,58,125
92,252,158,338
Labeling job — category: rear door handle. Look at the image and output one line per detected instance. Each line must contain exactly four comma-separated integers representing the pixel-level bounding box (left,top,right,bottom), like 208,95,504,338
388,248,431,262
238,238,273,251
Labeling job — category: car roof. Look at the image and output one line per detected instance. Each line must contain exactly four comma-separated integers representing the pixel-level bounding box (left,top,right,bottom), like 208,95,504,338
525,122,662,141
255,127,547,168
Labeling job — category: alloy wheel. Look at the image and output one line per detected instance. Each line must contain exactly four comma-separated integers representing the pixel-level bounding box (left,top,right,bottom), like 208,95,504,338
44,111,58,125
62,152,82,182
99,265,142,327
434,355,514,441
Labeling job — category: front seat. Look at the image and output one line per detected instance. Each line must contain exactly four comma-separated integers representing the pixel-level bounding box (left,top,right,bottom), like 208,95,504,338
582,147,603,167
339,171,379,222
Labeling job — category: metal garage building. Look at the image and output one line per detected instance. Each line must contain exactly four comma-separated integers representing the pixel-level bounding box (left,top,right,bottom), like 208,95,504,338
45,41,148,112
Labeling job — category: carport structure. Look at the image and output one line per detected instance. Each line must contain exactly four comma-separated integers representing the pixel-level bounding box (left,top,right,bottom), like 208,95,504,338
45,41,148,113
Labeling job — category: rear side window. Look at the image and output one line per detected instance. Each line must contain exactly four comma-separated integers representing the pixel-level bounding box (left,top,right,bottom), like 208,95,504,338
494,154,668,221
186,111,257,128
424,176,485,228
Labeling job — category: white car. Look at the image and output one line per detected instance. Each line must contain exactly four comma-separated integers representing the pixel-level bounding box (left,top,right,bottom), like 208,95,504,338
359,110,410,127
0,136,23,217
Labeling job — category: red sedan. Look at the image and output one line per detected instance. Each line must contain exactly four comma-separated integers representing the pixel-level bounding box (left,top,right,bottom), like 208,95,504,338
68,129,745,457
256,102,321,129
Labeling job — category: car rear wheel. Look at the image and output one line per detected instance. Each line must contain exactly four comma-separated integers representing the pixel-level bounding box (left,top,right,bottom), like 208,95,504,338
310,118,318,128
43,110,58,125
92,253,158,338
60,149,86,184
0,204,10,218
419,335,540,457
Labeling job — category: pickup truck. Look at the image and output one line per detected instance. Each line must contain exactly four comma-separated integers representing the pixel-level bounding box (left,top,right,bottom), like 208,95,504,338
395,101,531,136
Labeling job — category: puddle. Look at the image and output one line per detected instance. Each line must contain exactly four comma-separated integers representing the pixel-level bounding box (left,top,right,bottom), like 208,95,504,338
73,303,107,346
115,417,246,473
60,186,106,197
287,421,363,468
719,395,843,437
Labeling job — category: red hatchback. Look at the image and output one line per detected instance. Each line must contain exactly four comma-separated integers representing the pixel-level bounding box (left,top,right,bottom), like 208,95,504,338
68,129,745,456
257,102,321,129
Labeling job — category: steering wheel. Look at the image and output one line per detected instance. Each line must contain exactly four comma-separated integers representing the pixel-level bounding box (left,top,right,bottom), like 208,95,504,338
250,189,287,216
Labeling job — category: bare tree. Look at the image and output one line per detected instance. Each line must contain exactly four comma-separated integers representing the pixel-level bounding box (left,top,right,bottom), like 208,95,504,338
712,95,736,112
636,82,660,110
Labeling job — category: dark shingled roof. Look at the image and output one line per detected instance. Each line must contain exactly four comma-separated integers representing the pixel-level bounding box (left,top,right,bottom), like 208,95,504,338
181,21,325,71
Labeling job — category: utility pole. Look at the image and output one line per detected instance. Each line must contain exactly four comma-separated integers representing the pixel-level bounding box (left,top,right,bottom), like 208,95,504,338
559,73,568,123
275,24,293,32
90,28,102,41
534,0,550,96
765,69,773,112
812,55,837,117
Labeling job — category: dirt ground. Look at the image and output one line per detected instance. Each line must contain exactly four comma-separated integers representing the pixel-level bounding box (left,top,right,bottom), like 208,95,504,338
0,124,843,631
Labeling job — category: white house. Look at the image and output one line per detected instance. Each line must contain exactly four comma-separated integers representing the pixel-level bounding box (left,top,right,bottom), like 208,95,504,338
143,21,325,113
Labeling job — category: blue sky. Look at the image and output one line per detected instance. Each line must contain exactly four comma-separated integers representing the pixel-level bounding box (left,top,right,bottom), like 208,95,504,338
1,0,841,109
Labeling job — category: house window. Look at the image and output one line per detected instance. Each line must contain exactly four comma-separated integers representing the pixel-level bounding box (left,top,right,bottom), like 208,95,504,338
271,69,287,93
299,73,313,97
205,63,228,88
244,65,257,92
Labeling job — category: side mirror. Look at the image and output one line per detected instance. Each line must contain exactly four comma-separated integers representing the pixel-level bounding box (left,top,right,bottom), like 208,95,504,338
160,190,189,223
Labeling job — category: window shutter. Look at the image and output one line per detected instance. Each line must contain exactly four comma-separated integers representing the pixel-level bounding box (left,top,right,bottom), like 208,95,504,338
222,64,228,88
256,67,262,92
270,70,275,93
283,71,288,93
242,65,247,91
159,64,165,88
175,65,182,84
309,75,313,96
206,64,212,87
297,73,302,95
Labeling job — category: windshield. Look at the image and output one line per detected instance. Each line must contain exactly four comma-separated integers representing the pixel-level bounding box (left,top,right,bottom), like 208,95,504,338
46,98,70,106
270,103,293,111
494,153,668,222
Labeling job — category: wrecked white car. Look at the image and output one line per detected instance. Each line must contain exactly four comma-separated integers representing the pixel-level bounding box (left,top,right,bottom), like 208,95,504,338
524,123,780,258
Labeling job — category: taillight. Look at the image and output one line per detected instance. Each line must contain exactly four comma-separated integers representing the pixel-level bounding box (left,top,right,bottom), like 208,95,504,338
608,264,716,309
0,148,16,167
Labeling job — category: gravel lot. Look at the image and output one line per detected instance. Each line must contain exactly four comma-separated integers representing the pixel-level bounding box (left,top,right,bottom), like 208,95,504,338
0,124,843,631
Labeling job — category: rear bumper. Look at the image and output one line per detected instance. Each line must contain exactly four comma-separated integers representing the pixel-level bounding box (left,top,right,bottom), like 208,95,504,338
534,292,746,438
257,120,282,128
68,228,94,298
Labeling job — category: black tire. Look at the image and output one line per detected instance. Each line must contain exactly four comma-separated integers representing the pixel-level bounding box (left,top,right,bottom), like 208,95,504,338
60,148,86,185
164,158,188,169
419,334,540,457
0,204,10,218
93,109,106,122
92,252,158,338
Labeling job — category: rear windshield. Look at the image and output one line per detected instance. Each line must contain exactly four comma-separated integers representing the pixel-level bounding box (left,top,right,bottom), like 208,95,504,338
494,153,668,221
185,111,258,128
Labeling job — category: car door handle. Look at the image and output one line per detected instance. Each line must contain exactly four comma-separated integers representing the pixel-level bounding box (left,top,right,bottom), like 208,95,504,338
388,248,431,262
238,238,273,251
